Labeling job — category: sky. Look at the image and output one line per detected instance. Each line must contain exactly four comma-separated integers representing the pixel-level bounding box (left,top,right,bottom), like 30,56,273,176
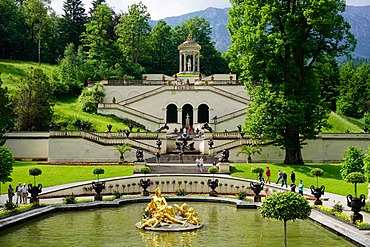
50,0,370,20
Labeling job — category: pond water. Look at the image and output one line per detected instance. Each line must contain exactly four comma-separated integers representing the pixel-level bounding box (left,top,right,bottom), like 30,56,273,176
0,202,354,247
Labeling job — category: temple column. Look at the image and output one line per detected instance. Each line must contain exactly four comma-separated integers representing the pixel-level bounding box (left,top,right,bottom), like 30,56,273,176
177,108,182,125
179,51,182,72
192,52,195,73
197,53,200,72
193,108,198,124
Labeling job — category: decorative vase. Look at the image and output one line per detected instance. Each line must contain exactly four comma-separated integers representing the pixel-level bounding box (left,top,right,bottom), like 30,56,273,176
346,194,366,223
208,179,219,197
92,181,106,201
250,182,264,202
27,184,42,204
140,179,151,196
310,185,325,205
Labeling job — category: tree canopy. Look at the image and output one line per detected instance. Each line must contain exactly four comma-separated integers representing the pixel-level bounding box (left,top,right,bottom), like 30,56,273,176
227,0,356,164
0,74,13,145
0,146,14,184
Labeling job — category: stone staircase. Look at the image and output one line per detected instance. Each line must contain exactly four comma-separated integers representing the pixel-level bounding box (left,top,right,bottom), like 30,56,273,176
146,164,215,174
146,153,216,164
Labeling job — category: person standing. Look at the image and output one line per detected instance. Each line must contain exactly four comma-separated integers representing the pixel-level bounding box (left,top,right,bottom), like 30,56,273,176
276,170,282,184
195,157,200,172
290,171,296,184
199,156,204,172
298,180,304,196
179,151,184,164
265,167,271,184
156,151,161,166
281,171,288,188
290,182,296,192
8,184,15,203
21,183,28,204
259,172,265,183
16,182,22,204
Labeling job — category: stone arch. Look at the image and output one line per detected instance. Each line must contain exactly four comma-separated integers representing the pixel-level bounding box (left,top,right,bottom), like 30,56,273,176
182,104,193,128
166,104,178,123
197,104,209,123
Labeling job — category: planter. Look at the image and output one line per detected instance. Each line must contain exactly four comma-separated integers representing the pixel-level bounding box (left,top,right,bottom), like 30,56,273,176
310,185,325,205
250,182,264,202
347,194,366,223
92,181,106,201
139,179,151,196
27,184,42,204
208,179,219,197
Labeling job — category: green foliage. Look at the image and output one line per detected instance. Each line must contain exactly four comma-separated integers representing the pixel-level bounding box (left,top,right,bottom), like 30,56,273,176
13,68,54,131
251,166,264,181
310,168,324,177
208,167,219,174
64,194,76,204
29,167,42,186
340,146,365,179
77,82,105,113
5,201,18,210
114,143,132,162
236,191,247,200
227,0,355,165
140,166,151,174
93,167,105,181
175,188,187,196
237,145,262,163
260,192,311,222
345,172,366,184
364,146,370,182
112,190,121,199
0,146,14,184
0,75,13,145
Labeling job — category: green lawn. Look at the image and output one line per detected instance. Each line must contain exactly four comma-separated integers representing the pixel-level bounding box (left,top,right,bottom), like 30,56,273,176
1,162,134,195
231,163,368,197
322,112,364,133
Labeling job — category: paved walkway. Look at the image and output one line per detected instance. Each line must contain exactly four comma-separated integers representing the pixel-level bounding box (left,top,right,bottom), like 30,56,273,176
1,170,370,246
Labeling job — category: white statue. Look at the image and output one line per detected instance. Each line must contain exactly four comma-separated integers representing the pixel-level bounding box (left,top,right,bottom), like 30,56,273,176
187,58,192,71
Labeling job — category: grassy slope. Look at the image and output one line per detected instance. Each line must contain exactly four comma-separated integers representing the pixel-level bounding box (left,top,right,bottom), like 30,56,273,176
1,162,134,194
323,112,364,133
231,163,368,197
0,59,57,94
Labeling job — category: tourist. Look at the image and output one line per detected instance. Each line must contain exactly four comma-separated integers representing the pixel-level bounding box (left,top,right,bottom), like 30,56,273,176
21,183,28,204
291,171,296,184
290,182,296,192
199,156,204,172
179,151,184,164
156,151,161,166
259,172,265,183
265,167,271,184
7,184,15,203
276,170,282,184
195,157,200,172
16,182,22,204
298,180,304,196
281,171,288,188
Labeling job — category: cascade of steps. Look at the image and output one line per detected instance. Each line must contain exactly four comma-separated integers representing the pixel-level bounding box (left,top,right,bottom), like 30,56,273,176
146,164,218,174
146,154,216,164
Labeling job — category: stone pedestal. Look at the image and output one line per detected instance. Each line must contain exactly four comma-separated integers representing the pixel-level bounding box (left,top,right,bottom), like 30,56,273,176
218,163,230,173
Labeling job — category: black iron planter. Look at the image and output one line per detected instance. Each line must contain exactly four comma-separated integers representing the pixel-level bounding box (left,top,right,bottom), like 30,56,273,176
92,181,106,201
139,179,151,196
27,184,42,204
208,179,219,197
310,185,325,205
250,182,264,202
346,194,366,223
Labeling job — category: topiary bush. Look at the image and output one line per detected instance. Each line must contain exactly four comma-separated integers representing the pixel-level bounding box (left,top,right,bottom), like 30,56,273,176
310,168,324,187
29,167,42,186
93,168,105,181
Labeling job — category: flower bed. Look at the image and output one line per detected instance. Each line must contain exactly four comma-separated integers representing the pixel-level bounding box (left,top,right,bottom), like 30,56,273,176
314,205,370,230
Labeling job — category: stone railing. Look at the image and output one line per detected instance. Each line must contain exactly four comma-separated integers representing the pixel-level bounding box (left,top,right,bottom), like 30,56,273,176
212,131,244,139
50,130,158,140
105,79,241,86
213,139,258,153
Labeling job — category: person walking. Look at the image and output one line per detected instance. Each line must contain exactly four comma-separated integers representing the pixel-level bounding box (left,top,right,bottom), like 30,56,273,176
265,167,271,184
281,171,288,188
276,170,282,184
179,151,184,164
298,180,304,196
16,182,22,204
259,172,265,183
290,182,296,192
290,171,296,184
156,151,161,166
195,157,200,172
8,184,15,203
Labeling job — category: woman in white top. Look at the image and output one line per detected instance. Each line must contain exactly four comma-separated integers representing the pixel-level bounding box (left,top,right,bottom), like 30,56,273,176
195,157,200,172
199,157,204,172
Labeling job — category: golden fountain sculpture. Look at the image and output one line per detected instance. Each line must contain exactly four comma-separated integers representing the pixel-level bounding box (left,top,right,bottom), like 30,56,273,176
137,188,202,231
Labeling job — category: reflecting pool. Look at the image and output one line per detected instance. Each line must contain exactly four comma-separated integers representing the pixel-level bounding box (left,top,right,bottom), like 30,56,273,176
0,202,354,247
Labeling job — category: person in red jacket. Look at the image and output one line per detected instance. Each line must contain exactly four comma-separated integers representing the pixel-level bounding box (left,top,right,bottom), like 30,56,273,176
265,167,271,184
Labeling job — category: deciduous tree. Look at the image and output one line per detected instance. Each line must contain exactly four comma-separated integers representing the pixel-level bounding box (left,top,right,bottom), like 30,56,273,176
0,74,14,145
228,0,356,164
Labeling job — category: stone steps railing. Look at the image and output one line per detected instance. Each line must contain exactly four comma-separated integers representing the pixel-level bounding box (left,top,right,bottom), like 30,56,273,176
213,139,258,154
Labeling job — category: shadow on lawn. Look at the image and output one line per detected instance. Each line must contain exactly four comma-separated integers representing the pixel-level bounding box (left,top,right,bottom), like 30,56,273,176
277,163,342,180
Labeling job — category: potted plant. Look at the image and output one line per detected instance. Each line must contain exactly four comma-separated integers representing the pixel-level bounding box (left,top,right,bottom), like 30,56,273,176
310,168,325,205
112,97,116,103
92,168,105,201
237,145,262,163
139,166,151,196
236,191,247,200
250,166,264,202
211,75,214,81
207,167,219,197
345,172,366,223
114,143,132,164
28,168,42,204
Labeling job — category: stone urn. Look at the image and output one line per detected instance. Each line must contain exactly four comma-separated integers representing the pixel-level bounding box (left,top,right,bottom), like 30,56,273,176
140,179,151,196
92,181,106,201
250,182,264,202
346,194,366,223
27,184,42,204
208,179,219,197
310,185,325,205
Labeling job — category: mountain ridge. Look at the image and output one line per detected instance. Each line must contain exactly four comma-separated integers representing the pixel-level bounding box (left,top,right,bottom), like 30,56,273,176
150,6,370,57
